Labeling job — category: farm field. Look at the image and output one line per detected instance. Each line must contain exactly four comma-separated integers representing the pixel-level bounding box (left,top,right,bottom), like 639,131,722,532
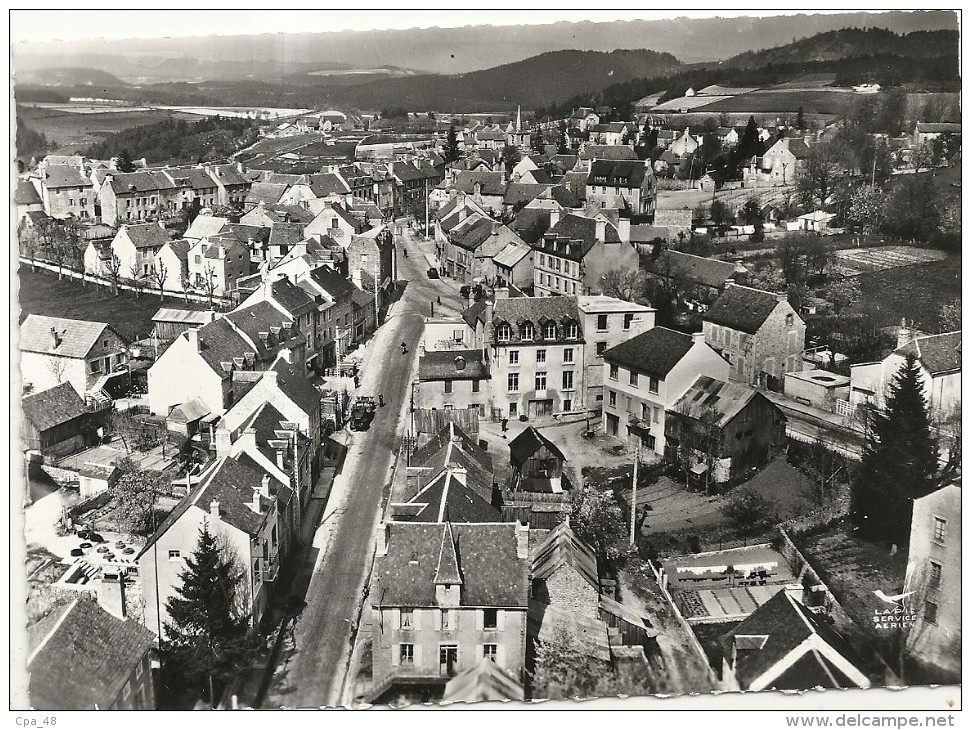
853,254,961,332
17,265,209,342
833,246,949,276
694,89,862,116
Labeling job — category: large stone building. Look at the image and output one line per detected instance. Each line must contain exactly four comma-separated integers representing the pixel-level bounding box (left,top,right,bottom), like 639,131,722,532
584,159,657,215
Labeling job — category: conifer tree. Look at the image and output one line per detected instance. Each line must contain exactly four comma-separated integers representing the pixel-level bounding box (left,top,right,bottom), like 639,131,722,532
556,121,569,154
851,354,940,544
530,126,546,155
162,525,260,707
443,125,461,164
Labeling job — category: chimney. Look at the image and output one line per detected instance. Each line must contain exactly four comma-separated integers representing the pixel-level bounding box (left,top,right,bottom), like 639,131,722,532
595,218,607,243
210,499,221,518
239,426,257,453
278,348,293,364
776,292,788,303
516,521,529,559
618,216,631,242
251,488,262,513
214,425,233,457
186,327,201,352
454,355,466,371
376,522,389,557
692,331,706,345
276,448,286,471
260,473,271,498
549,209,560,228
50,327,61,348
98,571,127,619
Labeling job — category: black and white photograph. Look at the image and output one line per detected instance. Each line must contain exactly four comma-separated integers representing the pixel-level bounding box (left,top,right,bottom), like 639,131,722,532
9,9,962,717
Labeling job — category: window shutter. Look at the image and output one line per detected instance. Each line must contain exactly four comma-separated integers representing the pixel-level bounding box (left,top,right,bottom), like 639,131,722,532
434,610,442,631
391,608,400,629
496,644,505,668
392,643,401,666
496,609,505,630
414,644,422,667
475,609,484,631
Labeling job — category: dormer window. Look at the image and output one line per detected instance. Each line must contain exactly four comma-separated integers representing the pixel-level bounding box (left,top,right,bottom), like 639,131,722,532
544,322,556,340
497,323,511,343
522,323,534,341
566,322,579,339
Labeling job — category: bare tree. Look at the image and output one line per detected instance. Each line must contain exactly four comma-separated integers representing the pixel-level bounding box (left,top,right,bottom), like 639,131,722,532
152,259,169,301
46,356,69,385
601,268,647,303
670,402,722,496
128,262,145,298
18,223,40,270
796,436,846,508
102,251,124,297
180,273,193,304
199,264,219,308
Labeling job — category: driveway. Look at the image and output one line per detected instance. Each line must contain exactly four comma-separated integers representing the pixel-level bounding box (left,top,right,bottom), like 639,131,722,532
261,228,466,708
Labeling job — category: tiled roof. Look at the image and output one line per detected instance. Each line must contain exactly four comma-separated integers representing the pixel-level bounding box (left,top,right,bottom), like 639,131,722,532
43,165,93,189
530,522,599,590
705,284,787,335
493,296,581,335
602,326,694,379
508,426,565,467
492,241,532,268
894,331,961,375
668,375,766,428
271,357,321,417
22,382,88,432
453,170,506,197
402,471,500,524
442,657,524,703
28,599,155,710
579,145,639,161
419,349,488,381
643,250,742,289
120,223,170,250
586,159,649,188
20,315,119,358
373,522,529,608
245,182,288,206
184,215,230,240
16,180,42,205
107,170,175,195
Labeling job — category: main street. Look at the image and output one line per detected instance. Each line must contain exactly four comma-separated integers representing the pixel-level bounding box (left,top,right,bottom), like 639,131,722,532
262,223,465,708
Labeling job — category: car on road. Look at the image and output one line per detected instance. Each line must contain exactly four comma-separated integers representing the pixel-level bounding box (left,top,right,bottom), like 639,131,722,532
427,267,439,279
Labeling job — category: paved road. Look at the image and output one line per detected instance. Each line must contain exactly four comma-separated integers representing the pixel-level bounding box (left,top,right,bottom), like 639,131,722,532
262,229,464,708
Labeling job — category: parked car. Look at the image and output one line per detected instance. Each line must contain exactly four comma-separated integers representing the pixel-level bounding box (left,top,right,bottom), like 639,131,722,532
427,267,440,279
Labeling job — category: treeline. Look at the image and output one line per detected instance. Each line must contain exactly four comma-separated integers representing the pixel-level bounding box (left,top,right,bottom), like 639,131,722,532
15,87,70,103
84,116,260,166
15,115,54,162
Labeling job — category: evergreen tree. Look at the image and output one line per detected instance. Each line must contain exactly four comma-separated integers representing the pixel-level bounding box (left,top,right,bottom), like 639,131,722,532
530,126,545,155
116,148,137,173
443,125,461,164
851,354,940,544
162,525,260,707
556,121,569,154
736,115,760,162
796,106,806,131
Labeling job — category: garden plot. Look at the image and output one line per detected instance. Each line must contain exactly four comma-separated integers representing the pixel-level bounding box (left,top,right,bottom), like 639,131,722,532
833,246,948,276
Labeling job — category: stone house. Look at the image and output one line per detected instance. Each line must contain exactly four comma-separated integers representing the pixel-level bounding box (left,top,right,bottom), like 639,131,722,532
703,283,806,389
39,165,96,220
21,381,108,458
86,222,170,281
584,159,657,215
98,171,179,227
186,234,252,297
416,349,490,416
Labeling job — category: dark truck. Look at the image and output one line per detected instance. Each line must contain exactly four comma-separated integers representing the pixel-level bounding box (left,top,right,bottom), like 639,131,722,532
349,396,377,431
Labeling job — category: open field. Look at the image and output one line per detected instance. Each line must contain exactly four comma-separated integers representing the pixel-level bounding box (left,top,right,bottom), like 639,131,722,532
17,265,208,342
833,246,949,276
695,89,861,116
853,254,961,331
17,104,198,153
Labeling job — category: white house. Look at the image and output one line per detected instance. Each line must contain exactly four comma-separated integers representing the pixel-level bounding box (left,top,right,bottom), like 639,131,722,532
85,223,170,281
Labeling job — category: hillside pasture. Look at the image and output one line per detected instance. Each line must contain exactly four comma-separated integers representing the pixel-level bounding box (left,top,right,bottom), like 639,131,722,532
693,89,862,116
853,255,961,331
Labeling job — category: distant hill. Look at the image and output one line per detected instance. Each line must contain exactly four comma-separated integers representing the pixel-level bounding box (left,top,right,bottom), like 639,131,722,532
17,66,128,87
327,49,683,111
724,28,959,68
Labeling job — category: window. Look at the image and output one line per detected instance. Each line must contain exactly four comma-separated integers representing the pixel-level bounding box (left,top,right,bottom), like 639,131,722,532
623,313,634,330
609,364,619,380
629,371,639,387
566,323,579,339
641,403,650,420
536,349,547,364
400,644,415,664
563,348,574,363
271,526,278,549
509,350,519,365
453,330,464,343
929,561,943,590
483,644,498,662
626,396,633,412
497,324,511,342
544,322,556,339
562,370,574,391
535,372,547,391
608,390,616,407
509,401,518,417
472,379,480,393
444,380,453,394
168,550,181,561
786,313,794,327
443,404,453,411
508,373,520,392
933,517,947,544
400,609,414,629
924,601,939,625
441,609,450,630
649,377,659,394
597,314,608,331
653,407,661,424
539,254,545,267
483,608,498,630
596,342,607,356
522,323,534,341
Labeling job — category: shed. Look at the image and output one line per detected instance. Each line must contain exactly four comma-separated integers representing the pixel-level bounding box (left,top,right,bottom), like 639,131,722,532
783,370,850,411
151,308,216,340
166,397,212,437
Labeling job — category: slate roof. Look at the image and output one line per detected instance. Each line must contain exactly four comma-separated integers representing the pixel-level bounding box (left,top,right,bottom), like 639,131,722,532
207,164,249,186
492,241,532,268
602,326,695,379
410,422,493,476
22,382,88,432
163,166,218,191
509,207,552,244
580,145,639,162
509,426,566,468
453,170,506,197
307,172,351,197
533,213,621,260
587,159,650,188
191,317,257,377
21,315,121,358
544,185,583,208
524,169,553,185
373,522,529,608
120,223,170,250
668,375,769,428
167,396,210,424
504,183,549,207
719,590,866,690
28,599,156,710
270,357,321,416
492,296,581,332
268,222,306,250
643,250,742,289
419,349,489,381
16,180,42,205
894,331,961,375
530,522,599,589
450,215,495,252
786,139,811,159
42,165,93,189
461,301,488,330
309,266,357,302
184,215,230,240
442,657,524,703
245,182,288,206
705,284,787,335
269,277,317,317
402,471,500,524
107,170,175,195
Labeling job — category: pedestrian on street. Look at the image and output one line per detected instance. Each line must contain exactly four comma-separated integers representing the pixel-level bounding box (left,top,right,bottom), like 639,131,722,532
379,394,385,407
501,418,508,433
353,375,360,389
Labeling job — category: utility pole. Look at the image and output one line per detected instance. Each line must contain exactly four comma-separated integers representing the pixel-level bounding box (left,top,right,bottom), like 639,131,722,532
424,176,430,241
630,435,641,546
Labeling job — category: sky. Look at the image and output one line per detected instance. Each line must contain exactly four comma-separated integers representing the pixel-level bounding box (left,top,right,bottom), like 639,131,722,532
10,9,857,44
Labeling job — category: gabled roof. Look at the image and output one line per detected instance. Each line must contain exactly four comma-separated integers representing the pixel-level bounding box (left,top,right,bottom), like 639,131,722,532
245,182,288,206
207,163,248,186
530,522,599,590
453,170,506,197
586,159,650,188
22,382,88,432
16,180,42,205
492,241,532,268
434,522,463,584
186,316,254,378
668,375,771,428
43,165,93,189
894,331,961,375
544,185,583,208
915,122,961,134
450,215,495,252
602,326,695,380
373,522,528,608
28,599,156,710
163,166,218,191
152,307,212,326
119,223,169,250
107,170,174,194
419,349,489,381
410,422,493,482
402,469,499,524
461,301,488,330
504,183,549,207
270,356,321,417
442,657,525,703
579,145,638,162
493,295,581,332
306,172,351,198
21,315,121,358
643,250,743,289
268,222,306,250
524,169,553,185
269,277,317,317
509,426,565,467
508,207,552,244
534,213,621,260
167,396,210,424
309,266,357,301
184,215,230,240
705,284,789,335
